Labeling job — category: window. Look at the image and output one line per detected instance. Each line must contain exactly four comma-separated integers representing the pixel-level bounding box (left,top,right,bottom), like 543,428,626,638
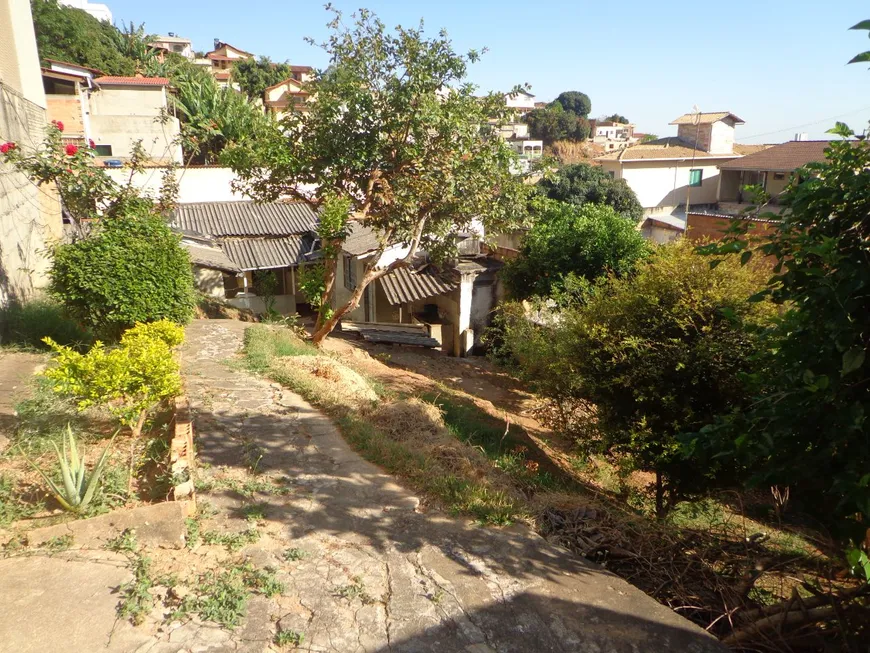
172,44,183,52
343,253,356,290
773,172,786,181
688,169,703,187
94,144,112,156
607,170,615,179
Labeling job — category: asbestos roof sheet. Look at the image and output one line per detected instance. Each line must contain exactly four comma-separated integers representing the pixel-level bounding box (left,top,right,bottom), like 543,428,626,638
184,243,240,273
171,201,318,238
670,112,744,125
379,266,458,306
597,137,744,161
221,236,313,271
343,221,382,255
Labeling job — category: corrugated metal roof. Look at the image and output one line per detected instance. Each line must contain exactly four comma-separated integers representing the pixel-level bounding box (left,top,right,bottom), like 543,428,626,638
184,243,240,273
221,236,313,270
171,201,318,237
343,221,382,255
379,266,458,306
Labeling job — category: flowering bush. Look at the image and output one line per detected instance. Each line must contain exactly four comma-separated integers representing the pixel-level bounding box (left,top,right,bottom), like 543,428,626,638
65,143,78,156
0,142,15,154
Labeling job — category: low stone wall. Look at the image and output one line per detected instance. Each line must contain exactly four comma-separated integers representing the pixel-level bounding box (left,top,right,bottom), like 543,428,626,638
170,395,196,515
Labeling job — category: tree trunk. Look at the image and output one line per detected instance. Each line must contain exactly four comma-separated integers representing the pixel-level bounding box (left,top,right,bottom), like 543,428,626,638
311,265,384,346
654,471,665,518
314,254,338,333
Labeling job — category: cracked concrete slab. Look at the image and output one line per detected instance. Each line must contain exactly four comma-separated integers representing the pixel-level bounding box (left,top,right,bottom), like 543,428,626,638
182,320,727,653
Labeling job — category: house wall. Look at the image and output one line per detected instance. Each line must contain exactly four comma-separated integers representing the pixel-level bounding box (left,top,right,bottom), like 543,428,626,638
105,166,251,202
46,95,85,135
89,114,182,162
0,0,63,306
765,172,790,198
90,86,167,116
676,121,735,155
334,253,368,322
685,212,779,243
611,159,727,214
193,266,226,298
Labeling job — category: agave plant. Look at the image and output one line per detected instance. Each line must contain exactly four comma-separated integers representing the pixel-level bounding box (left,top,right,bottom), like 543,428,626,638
22,425,116,513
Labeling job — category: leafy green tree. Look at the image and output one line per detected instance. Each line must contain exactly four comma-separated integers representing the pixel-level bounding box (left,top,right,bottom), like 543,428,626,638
501,199,649,302
691,127,870,529
168,62,271,164
224,7,528,345
603,113,628,124
538,162,643,223
47,211,196,340
640,134,659,143
848,19,870,64
553,91,591,117
232,57,294,100
500,240,774,515
525,104,589,142
31,0,136,75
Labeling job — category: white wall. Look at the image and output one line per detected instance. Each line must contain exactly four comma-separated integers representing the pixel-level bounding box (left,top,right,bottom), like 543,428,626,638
604,159,729,213
105,167,252,203
90,114,182,163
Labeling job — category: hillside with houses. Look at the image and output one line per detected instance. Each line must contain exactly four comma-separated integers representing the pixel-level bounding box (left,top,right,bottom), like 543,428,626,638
1,1,869,651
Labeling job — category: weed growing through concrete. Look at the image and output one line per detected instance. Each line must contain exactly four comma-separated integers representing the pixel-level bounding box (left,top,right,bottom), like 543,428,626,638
0,474,42,526
283,547,307,562
201,526,261,553
111,532,156,625
241,502,268,523
44,534,74,552
334,576,375,605
105,528,138,553
274,628,305,647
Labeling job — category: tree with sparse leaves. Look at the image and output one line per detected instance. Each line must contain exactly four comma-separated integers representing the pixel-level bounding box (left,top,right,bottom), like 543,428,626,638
224,7,528,345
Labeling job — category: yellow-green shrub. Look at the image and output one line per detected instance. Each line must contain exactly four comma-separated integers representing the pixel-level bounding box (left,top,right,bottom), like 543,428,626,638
42,320,185,436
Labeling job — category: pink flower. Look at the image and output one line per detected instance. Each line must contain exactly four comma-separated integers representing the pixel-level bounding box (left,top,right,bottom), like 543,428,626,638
65,143,78,156
88,139,95,149
0,141,15,154
52,120,65,132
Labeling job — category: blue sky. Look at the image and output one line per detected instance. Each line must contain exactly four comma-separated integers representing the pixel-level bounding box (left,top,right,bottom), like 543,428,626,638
106,0,870,142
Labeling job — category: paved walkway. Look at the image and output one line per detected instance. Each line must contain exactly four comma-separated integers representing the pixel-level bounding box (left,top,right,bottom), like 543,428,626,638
182,320,725,653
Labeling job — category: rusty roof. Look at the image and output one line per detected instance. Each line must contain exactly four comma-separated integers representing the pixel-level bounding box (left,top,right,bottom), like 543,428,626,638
379,265,458,306
170,201,318,238
669,112,744,125
221,236,313,271
719,141,832,172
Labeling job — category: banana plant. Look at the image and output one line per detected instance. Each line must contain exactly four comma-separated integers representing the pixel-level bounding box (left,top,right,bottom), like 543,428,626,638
22,425,117,513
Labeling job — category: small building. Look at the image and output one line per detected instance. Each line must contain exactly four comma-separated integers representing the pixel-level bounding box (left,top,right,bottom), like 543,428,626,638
505,90,536,116
716,140,830,215
59,0,111,22
336,223,503,356
170,201,318,315
204,41,254,87
596,111,769,241
590,120,637,151
150,34,194,60
88,76,182,163
263,78,310,119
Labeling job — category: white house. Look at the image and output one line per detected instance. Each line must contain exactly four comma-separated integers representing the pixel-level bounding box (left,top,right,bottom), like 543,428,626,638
150,34,194,60
505,90,536,116
596,112,766,241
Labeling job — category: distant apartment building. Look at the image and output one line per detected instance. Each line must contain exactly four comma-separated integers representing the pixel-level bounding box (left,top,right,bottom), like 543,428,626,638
0,0,63,304
590,120,637,151
59,0,111,22
500,91,542,173
150,34,194,60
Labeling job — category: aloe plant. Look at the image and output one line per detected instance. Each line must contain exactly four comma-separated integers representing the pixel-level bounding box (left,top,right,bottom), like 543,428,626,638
22,425,116,513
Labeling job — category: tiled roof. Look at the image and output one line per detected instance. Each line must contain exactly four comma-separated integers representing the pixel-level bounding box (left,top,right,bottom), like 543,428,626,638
170,201,318,238
289,65,313,73
379,265,458,306
342,221,383,256
184,243,240,273
733,144,773,156
93,76,170,86
221,236,313,270
719,141,832,172
597,137,743,161
214,71,232,81
670,112,744,125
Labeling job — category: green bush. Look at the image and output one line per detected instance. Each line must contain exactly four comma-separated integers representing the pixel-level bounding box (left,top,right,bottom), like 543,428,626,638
0,299,91,349
501,199,650,303
499,240,775,515
42,320,185,437
538,163,644,224
47,212,195,341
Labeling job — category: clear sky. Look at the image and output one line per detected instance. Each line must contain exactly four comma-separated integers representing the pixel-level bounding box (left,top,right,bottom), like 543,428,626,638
105,0,870,143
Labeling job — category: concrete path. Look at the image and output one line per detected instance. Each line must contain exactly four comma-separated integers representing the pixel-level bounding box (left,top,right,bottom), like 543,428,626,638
0,350,44,452
182,319,725,653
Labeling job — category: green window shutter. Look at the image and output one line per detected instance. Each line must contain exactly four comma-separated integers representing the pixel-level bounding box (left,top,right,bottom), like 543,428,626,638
689,169,703,187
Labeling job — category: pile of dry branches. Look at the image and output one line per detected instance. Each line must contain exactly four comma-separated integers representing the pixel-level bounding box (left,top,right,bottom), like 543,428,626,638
539,507,869,651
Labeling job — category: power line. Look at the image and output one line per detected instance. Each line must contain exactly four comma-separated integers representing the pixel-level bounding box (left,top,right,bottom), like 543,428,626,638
741,105,870,141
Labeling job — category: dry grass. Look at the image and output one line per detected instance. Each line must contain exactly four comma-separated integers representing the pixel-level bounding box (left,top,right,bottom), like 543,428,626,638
547,140,605,165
